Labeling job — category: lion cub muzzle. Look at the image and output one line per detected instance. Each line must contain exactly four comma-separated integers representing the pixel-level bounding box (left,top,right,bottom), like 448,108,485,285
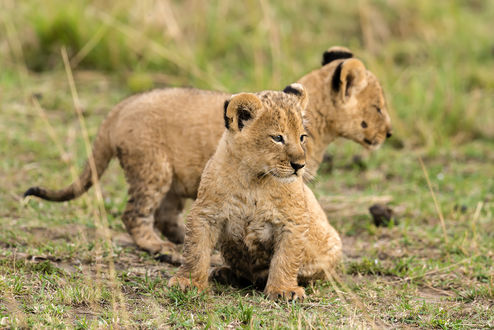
290,161,305,173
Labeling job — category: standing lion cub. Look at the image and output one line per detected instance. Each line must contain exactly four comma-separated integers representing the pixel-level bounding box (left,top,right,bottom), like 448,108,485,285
168,84,342,300
24,47,391,257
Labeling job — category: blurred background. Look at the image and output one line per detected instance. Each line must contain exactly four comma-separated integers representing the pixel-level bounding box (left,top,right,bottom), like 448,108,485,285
2,0,494,146
1,0,493,327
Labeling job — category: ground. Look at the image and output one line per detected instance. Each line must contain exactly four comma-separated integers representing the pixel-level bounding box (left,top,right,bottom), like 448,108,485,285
1,0,494,328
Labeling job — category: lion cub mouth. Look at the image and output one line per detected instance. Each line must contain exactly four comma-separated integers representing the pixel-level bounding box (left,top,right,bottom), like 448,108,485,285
270,170,301,183
362,138,383,151
273,175,298,183
257,167,303,183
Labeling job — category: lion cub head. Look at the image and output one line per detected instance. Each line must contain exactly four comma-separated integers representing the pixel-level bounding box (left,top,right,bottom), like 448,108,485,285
316,46,392,150
223,83,309,183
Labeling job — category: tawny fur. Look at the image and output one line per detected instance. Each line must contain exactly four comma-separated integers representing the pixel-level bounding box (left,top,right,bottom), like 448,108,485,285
24,46,391,256
168,85,342,301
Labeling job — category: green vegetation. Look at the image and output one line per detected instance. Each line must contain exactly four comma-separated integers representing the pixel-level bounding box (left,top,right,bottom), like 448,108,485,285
1,0,493,327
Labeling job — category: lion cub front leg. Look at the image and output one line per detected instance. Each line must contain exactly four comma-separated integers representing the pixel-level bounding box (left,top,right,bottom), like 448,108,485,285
168,209,218,291
264,228,306,301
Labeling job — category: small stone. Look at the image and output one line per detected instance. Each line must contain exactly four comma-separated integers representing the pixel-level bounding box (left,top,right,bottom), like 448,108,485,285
369,203,394,226
454,204,468,214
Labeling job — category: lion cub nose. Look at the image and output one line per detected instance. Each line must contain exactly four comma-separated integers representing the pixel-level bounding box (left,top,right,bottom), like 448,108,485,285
290,162,305,172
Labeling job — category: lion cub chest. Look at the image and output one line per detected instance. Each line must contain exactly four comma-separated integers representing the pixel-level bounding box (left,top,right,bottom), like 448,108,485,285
217,194,286,280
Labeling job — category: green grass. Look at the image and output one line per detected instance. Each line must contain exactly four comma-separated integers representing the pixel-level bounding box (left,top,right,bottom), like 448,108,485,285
1,0,494,328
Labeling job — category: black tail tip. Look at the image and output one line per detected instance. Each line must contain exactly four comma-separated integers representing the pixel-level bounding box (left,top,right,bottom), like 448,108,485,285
23,187,42,198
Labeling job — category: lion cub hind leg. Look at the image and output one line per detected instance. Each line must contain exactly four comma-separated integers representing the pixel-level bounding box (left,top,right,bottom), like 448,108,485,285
298,222,342,284
119,148,180,262
154,192,186,244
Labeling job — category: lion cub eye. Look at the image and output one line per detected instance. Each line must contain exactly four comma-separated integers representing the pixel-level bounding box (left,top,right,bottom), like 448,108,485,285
300,134,308,143
271,135,285,144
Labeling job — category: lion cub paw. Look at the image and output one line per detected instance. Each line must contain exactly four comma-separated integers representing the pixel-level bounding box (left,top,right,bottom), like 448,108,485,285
264,285,306,301
154,251,183,266
132,229,176,254
168,275,207,292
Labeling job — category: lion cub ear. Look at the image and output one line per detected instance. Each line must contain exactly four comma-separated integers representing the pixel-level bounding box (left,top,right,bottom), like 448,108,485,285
224,93,262,132
283,83,309,114
322,46,353,66
331,58,368,103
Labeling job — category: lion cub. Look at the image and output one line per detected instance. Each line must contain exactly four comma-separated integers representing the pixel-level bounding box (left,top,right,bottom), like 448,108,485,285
168,84,342,300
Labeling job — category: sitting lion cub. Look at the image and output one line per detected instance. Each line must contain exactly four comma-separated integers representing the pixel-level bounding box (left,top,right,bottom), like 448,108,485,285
168,84,342,300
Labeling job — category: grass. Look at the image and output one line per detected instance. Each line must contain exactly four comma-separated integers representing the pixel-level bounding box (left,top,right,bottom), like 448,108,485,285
1,0,494,328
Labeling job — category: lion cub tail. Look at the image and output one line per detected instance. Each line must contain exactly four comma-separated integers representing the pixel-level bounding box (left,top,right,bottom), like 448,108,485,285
24,123,114,202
